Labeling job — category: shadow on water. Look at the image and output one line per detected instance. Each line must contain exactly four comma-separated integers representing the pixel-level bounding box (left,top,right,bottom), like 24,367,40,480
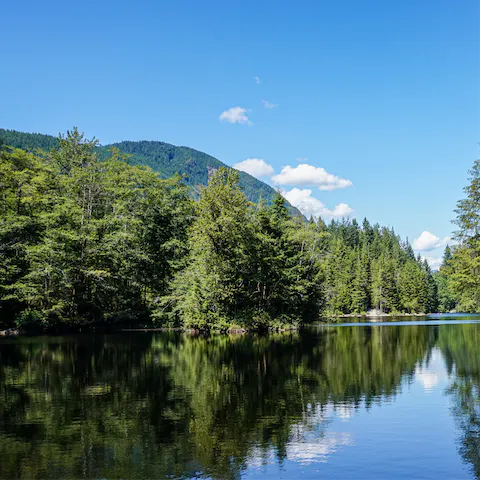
0,321,478,479
437,324,480,478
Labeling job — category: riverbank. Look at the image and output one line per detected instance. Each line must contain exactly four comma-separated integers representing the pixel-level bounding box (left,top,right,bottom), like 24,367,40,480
0,328,23,337
329,312,428,319
1,313,463,337
0,324,300,338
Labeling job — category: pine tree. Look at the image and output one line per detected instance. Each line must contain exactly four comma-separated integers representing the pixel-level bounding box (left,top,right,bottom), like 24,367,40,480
443,245,453,265
371,255,399,313
423,260,438,313
447,158,480,311
1,131,193,326
324,237,354,313
351,245,370,313
1,128,447,329
169,168,253,328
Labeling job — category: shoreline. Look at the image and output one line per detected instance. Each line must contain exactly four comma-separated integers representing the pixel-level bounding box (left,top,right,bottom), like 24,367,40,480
0,325,300,338
328,312,428,319
0,312,467,338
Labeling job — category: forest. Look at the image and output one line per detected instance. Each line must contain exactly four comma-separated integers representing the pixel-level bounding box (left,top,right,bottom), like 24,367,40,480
0,128,301,215
0,128,478,331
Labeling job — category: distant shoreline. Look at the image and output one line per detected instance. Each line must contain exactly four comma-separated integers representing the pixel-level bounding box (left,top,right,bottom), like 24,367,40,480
0,324,301,338
329,312,428,319
2,313,473,338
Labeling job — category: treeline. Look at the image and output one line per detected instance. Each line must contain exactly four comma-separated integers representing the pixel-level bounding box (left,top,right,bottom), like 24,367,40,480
321,219,438,314
436,158,480,313
0,129,476,330
0,129,193,329
0,128,301,215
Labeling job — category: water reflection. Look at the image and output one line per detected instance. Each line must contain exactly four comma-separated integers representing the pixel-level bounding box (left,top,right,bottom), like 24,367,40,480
439,324,480,478
0,323,478,479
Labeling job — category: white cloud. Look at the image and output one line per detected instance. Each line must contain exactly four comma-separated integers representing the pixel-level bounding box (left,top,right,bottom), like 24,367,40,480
247,432,353,468
416,370,439,392
254,76,261,84
272,164,353,191
283,188,354,219
219,106,252,125
335,405,355,422
287,433,354,464
262,100,279,109
421,255,443,270
233,158,274,178
413,231,451,251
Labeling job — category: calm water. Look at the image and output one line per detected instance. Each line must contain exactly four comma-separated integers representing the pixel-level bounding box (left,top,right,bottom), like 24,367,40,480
0,317,479,479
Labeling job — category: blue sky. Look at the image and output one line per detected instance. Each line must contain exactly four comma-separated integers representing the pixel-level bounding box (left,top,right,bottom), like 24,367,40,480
2,0,479,267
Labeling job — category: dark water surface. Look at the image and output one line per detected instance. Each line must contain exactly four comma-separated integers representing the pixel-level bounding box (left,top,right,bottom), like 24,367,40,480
1,317,479,479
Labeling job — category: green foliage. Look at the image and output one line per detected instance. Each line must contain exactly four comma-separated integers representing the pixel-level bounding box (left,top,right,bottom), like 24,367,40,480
0,129,59,152
446,244,480,311
434,271,457,312
164,171,323,329
0,130,193,326
444,158,480,312
0,127,444,330
14,308,49,328
165,168,254,328
0,128,302,215
323,220,437,315
437,324,480,477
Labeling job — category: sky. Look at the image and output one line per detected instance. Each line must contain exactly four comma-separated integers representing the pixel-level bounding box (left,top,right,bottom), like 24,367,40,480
1,0,479,268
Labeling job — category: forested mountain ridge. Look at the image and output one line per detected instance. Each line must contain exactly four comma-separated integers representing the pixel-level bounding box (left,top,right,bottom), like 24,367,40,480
0,129,301,214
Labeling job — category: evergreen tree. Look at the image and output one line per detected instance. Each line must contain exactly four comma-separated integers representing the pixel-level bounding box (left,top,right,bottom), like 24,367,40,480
350,245,370,313
423,260,438,313
434,245,458,313
0,128,445,329
1,130,193,326
169,168,253,328
443,245,453,265
371,255,399,313
447,158,480,311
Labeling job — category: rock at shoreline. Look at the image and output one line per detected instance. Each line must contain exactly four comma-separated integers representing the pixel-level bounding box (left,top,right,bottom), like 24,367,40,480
0,328,21,337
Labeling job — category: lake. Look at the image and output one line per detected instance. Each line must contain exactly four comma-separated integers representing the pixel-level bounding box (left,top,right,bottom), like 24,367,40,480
0,316,479,479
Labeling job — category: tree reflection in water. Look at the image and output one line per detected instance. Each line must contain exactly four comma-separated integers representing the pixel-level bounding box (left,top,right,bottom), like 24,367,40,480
0,323,477,479
438,324,480,478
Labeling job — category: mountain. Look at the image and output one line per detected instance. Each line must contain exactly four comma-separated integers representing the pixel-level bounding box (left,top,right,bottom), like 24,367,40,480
0,129,301,215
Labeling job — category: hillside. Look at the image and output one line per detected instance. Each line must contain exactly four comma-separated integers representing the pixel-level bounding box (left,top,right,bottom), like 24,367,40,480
0,129,300,214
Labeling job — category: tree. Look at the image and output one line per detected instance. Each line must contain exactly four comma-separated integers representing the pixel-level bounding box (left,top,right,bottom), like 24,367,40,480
168,168,253,329
443,245,453,265
0,127,445,329
371,255,399,313
434,246,458,313
351,245,370,313
1,130,193,327
0,147,56,323
324,237,353,313
423,260,438,313
447,158,480,311
454,159,480,243
263,195,324,319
